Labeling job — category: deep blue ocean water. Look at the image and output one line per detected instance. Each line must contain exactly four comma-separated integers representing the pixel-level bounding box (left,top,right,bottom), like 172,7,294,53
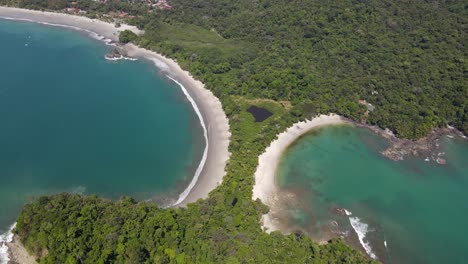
0,19,203,234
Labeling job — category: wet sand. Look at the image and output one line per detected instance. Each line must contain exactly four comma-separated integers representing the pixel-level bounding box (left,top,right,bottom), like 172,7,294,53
252,114,347,233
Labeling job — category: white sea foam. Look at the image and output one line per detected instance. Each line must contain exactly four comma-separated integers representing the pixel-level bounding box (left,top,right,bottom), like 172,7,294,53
149,58,170,71
2,16,89,34
0,223,16,264
166,76,208,206
105,55,137,61
345,209,377,259
0,16,116,47
105,55,122,61
1,9,207,217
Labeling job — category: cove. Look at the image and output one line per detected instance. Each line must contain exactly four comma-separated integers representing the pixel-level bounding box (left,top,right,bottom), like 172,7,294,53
0,19,204,235
277,125,468,264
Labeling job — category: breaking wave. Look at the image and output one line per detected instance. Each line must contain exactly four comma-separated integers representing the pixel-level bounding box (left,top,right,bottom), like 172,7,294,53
0,16,116,46
166,76,208,206
0,223,16,264
148,58,170,71
104,55,137,61
345,209,377,259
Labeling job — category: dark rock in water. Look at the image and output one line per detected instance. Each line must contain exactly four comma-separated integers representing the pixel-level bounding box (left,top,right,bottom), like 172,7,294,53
105,48,132,60
353,122,466,161
247,106,273,122
331,206,347,216
106,48,122,58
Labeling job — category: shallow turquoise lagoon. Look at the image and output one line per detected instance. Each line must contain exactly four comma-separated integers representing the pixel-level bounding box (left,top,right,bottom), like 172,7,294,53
278,125,468,264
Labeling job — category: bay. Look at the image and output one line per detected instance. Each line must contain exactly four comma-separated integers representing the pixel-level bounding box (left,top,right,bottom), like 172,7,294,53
0,19,204,234
277,125,468,263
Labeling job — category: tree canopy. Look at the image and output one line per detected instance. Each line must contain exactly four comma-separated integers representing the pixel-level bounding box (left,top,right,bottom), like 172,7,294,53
119,29,137,43
2,0,466,262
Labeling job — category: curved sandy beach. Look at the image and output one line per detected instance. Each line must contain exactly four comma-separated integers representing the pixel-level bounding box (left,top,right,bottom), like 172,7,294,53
252,114,347,233
0,6,231,263
0,6,230,207
0,6,142,41
123,44,231,206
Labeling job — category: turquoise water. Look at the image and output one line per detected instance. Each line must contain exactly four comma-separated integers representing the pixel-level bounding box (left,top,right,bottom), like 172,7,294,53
0,20,203,234
277,125,468,264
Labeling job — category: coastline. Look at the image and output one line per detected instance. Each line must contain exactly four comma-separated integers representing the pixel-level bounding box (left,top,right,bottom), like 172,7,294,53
252,114,348,233
122,44,231,207
2,5,465,264
252,113,466,260
0,6,141,42
251,114,378,259
0,6,230,263
0,5,231,207
6,236,36,264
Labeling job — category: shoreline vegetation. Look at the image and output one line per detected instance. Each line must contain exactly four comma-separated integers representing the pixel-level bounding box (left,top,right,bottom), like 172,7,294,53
3,1,466,263
0,7,370,263
252,114,466,258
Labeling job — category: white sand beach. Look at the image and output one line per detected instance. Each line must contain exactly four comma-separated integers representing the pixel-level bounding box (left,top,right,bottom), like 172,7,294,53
0,6,231,262
0,6,142,41
252,114,347,233
0,5,230,207
123,44,231,207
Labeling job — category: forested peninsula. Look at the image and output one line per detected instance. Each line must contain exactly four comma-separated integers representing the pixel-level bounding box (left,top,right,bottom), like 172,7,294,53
1,0,466,263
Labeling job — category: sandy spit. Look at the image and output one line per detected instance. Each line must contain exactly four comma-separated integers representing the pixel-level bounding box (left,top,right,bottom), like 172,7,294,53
252,114,347,233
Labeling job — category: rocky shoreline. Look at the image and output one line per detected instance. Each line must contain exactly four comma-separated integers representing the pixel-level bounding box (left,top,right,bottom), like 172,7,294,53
358,123,466,163
104,46,136,61
253,114,466,260
7,236,36,264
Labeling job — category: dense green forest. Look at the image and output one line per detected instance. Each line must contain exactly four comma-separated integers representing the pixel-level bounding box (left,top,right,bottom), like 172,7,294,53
14,99,375,263
158,0,467,138
1,0,466,263
16,193,372,263
1,0,466,137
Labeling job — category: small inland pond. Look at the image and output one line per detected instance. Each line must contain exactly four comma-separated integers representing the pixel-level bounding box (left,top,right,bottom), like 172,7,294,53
247,105,273,122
